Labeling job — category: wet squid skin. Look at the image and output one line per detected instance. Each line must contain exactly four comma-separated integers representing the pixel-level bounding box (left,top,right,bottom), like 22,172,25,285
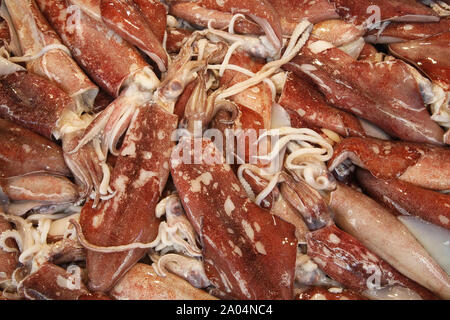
0,0,448,302
0,71,74,140
110,263,217,300
389,31,450,91
36,0,149,98
18,262,111,300
356,169,450,230
330,0,439,27
284,42,445,145
328,183,450,300
278,72,367,138
311,136,450,300
0,118,79,215
18,262,90,300
171,137,297,300
169,0,283,51
268,0,339,35
365,17,450,44
0,118,70,179
3,0,98,110
296,286,366,300
80,104,178,292
306,224,437,300
329,137,450,191
100,0,167,72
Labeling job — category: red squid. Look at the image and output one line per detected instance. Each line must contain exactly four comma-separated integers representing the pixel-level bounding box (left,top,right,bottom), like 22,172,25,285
170,137,297,299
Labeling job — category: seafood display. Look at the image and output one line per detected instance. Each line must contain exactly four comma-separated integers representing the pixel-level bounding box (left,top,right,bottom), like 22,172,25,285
0,0,449,301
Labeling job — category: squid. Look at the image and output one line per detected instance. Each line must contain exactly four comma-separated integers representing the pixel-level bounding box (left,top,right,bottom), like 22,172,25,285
0,69,104,201
278,72,367,138
329,137,450,191
267,0,339,35
1,0,98,111
330,0,439,28
0,103,80,217
365,16,450,43
327,183,450,300
284,41,445,145
168,0,283,54
0,0,112,200
99,0,168,72
389,31,450,91
35,0,162,158
170,137,297,299
310,19,366,59
79,104,178,292
0,0,448,302
18,262,110,300
356,169,450,230
110,263,217,300
306,224,437,300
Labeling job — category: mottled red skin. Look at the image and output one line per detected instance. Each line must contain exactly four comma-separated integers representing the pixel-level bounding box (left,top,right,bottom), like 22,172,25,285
0,71,74,139
390,31,450,91
329,182,450,299
358,43,379,61
170,137,297,300
296,287,366,300
169,1,263,36
306,225,437,300
280,174,332,231
356,169,450,230
366,17,450,43
312,19,364,46
6,0,98,101
221,50,272,129
166,28,193,54
3,174,78,203
0,118,69,179
279,72,366,138
80,105,178,292
214,50,271,165
36,0,148,97
211,103,266,165
330,0,439,27
329,137,450,190
284,43,444,145
0,216,19,284
133,0,167,43
18,263,90,300
110,263,216,300
196,0,282,48
268,0,339,35
284,107,318,131
100,0,167,71
329,137,422,179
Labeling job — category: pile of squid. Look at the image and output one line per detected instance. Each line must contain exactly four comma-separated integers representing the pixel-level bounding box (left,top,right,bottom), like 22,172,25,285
0,0,449,300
